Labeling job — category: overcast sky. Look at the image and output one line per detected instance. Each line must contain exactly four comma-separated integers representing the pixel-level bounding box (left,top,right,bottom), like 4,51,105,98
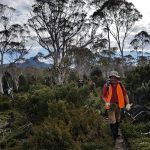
128,0,150,37
1,0,150,59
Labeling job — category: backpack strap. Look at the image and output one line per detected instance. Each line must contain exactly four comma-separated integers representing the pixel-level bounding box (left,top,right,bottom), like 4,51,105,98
105,80,125,94
118,81,126,95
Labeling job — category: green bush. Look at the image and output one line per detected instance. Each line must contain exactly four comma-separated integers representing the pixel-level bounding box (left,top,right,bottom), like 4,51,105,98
129,137,150,150
29,84,50,93
66,86,89,105
90,67,104,88
14,93,29,111
0,95,10,111
26,104,114,150
18,75,29,92
125,65,150,105
0,83,114,150
82,142,98,150
28,83,90,105
43,84,90,105
68,70,79,83
48,100,70,123
51,85,70,101
121,122,146,138
25,94,49,123
121,121,150,150
31,121,74,150
17,85,50,123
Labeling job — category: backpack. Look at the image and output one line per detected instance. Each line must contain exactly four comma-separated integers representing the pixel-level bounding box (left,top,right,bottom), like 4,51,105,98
105,79,125,95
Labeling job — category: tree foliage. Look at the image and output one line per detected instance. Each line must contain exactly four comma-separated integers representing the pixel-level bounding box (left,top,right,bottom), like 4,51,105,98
130,31,150,60
0,4,30,66
92,0,142,60
28,0,103,83
125,65,150,105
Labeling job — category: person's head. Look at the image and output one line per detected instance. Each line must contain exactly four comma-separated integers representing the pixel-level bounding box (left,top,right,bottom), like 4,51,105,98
109,71,120,80
79,79,83,83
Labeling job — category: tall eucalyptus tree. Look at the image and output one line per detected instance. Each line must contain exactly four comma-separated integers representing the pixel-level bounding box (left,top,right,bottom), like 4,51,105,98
91,0,142,61
0,4,29,66
0,4,30,93
28,0,100,83
131,31,150,57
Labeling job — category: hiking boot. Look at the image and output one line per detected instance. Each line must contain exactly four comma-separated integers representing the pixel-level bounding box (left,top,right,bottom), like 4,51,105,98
110,124,117,141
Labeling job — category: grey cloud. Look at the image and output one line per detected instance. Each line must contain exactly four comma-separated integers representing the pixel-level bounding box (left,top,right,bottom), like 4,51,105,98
0,0,34,24
0,0,41,56
1,0,150,54
124,23,150,49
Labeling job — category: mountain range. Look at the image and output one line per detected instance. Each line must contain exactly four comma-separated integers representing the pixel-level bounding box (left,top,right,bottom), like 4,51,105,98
16,56,52,69
6,50,150,69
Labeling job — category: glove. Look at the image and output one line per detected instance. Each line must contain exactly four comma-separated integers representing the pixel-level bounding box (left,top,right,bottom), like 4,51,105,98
105,102,110,110
125,103,132,111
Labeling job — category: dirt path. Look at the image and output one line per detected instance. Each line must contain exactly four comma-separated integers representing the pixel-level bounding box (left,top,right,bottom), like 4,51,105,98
114,128,127,150
104,117,128,150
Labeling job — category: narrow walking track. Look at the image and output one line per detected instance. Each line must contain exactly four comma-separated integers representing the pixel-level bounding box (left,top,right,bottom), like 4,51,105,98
114,128,127,150
105,118,127,150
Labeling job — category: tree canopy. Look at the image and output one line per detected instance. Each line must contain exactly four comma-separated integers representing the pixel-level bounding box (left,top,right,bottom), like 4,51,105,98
0,4,30,66
92,0,142,60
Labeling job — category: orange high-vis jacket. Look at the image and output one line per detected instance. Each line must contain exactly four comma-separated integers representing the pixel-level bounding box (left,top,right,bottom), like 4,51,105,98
105,83,125,109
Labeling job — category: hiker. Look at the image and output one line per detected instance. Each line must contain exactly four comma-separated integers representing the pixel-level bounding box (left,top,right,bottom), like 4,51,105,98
102,70,131,140
78,79,84,88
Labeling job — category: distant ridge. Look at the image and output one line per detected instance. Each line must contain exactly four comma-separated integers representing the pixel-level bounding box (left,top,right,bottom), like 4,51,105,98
16,56,52,68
